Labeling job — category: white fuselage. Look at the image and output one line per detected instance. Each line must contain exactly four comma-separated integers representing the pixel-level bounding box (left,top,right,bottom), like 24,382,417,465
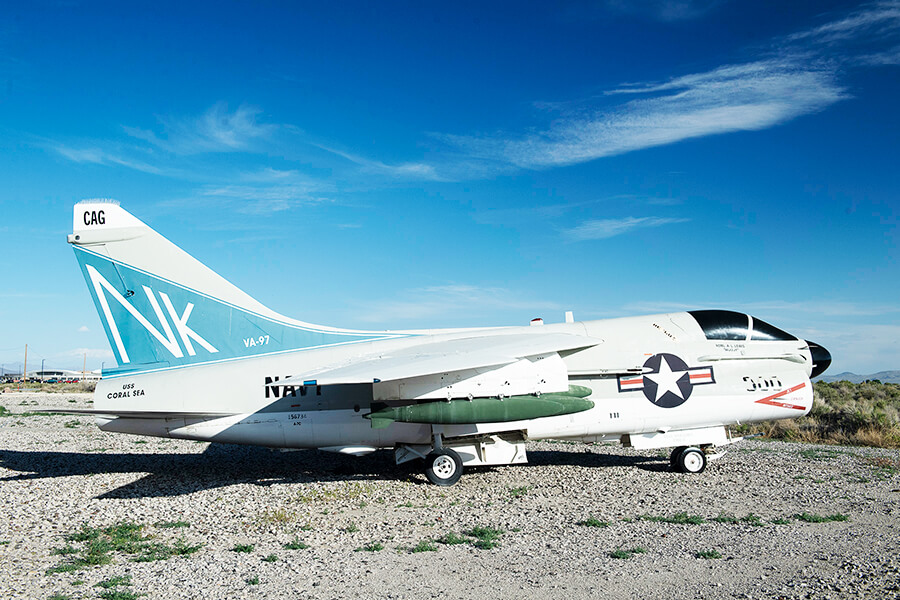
93,312,814,449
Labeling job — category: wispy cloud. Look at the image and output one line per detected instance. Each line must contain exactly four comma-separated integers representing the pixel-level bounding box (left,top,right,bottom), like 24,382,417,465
77,325,90,332
433,3,900,174
318,145,445,181
443,59,846,170
471,199,608,226
351,284,562,324
604,0,722,22
198,169,332,213
51,143,164,174
564,216,689,241
49,102,444,193
50,104,275,177
123,102,275,155
859,44,900,65
786,1,900,45
44,2,900,193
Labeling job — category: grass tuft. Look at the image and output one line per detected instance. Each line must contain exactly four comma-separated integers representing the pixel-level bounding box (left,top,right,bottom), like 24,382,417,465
283,539,309,550
640,512,704,525
98,591,143,600
231,544,255,553
697,549,723,559
799,448,843,460
257,508,294,526
355,542,384,552
410,540,438,553
66,525,101,543
578,517,609,528
794,512,849,523
95,575,132,589
155,521,190,529
508,486,530,498
46,563,82,575
49,522,202,574
609,547,645,559
464,526,504,550
436,532,469,545
296,482,373,504
464,526,504,542
711,514,738,524
133,537,202,562
51,545,79,556
740,514,764,526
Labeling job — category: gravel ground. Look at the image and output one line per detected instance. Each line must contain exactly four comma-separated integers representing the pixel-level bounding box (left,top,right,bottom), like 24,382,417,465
1,391,899,600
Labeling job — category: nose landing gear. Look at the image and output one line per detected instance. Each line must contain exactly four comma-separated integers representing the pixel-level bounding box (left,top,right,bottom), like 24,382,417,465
670,446,708,474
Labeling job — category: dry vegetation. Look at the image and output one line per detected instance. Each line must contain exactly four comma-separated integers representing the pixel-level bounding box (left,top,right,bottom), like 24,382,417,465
753,380,900,448
1,381,96,394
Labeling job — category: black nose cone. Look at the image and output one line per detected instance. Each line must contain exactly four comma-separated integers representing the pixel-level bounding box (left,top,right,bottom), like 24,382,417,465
807,341,832,378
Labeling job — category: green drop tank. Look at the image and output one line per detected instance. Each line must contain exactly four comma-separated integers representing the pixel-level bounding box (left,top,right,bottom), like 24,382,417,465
365,385,593,429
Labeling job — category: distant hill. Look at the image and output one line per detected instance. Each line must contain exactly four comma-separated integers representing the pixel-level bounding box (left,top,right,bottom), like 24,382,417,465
818,370,900,384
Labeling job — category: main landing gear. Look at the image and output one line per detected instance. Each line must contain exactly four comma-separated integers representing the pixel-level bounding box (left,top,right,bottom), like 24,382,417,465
394,429,528,486
424,448,464,486
669,446,708,474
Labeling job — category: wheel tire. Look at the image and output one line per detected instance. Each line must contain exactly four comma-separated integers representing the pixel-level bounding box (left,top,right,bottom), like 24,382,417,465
677,447,707,474
670,446,688,471
424,448,463,486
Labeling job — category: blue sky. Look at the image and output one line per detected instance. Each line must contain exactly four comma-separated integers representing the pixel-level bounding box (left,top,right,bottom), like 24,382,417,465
1,0,898,375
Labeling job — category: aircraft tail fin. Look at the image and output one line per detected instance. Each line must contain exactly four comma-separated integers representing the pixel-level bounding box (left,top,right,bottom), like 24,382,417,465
69,201,391,374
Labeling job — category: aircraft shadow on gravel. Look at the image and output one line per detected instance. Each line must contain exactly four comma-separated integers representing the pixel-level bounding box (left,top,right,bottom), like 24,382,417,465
0,445,664,499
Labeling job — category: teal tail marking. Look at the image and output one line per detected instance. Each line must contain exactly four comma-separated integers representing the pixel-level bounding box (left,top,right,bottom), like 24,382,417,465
74,246,394,374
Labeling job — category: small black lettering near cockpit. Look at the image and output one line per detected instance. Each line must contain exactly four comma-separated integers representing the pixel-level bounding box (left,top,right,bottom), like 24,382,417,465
83,210,105,226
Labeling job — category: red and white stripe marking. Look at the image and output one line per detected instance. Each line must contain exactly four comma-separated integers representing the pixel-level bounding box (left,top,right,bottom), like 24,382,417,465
687,367,714,385
754,382,808,411
618,376,644,391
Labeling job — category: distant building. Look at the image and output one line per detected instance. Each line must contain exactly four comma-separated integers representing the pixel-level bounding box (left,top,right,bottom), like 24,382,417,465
27,369,101,382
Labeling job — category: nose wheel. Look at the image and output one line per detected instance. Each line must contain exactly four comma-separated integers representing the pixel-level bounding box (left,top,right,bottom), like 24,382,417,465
670,446,707,474
424,448,463,486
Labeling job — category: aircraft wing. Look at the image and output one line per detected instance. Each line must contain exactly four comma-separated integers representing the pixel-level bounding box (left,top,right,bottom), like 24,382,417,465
279,332,602,386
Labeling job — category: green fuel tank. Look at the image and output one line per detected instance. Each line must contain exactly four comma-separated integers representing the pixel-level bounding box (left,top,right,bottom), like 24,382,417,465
364,385,594,429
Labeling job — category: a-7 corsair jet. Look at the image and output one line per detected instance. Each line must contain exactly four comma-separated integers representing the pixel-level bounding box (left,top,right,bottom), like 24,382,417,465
65,201,831,485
